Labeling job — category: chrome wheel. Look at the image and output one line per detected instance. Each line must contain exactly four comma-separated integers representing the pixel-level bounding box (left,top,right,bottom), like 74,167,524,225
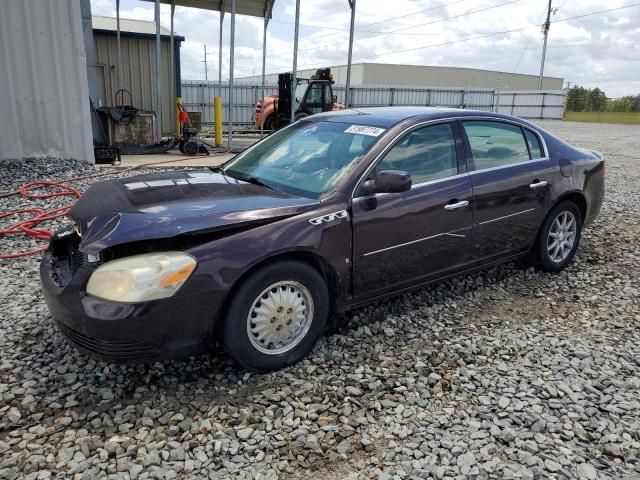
547,211,577,263
246,281,314,355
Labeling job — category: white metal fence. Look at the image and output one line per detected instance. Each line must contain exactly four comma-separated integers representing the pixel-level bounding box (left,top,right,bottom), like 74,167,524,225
180,80,565,128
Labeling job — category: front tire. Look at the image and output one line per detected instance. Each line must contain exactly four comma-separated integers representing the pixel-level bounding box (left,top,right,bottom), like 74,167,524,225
264,115,277,131
222,261,329,372
532,201,583,272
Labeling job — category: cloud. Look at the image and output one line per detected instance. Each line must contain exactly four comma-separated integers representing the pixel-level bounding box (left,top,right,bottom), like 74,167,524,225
90,0,640,97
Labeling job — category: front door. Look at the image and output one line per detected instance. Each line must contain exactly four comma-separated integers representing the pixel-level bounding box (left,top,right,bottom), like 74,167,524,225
352,122,473,297
460,120,555,262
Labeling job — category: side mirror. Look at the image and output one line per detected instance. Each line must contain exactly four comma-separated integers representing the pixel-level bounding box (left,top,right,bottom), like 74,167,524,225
333,95,337,102
362,170,411,195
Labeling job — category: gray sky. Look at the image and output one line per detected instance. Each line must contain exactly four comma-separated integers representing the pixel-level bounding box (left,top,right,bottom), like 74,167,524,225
90,0,640,97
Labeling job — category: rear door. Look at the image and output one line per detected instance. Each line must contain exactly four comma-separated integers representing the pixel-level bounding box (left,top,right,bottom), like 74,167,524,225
351,122,473,297
461,119,555,262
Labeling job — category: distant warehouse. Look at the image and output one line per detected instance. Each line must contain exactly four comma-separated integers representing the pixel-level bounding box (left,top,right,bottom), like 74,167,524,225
237,62,564,91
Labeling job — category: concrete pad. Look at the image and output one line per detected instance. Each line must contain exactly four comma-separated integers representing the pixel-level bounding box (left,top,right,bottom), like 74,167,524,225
100,150,235,169
98,136,261,169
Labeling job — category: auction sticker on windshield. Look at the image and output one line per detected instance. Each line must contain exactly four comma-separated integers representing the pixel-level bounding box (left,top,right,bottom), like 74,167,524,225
344,125,385,137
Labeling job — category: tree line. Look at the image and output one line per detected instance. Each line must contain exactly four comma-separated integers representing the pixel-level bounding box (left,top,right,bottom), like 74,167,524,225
565,86,640,112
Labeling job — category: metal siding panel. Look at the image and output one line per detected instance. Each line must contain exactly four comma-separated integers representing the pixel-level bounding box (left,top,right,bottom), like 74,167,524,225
95,33,175,133
0,0,93,162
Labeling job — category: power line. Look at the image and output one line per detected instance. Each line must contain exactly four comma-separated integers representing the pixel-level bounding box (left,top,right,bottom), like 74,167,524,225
237,0,525,64
269,0,468,39
224,3,640,77
551,3,640,24
237,27,527,74
294,0,524,57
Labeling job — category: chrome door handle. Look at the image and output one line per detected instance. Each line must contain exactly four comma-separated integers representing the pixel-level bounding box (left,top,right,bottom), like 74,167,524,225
529,180,548,189
444,200,469,211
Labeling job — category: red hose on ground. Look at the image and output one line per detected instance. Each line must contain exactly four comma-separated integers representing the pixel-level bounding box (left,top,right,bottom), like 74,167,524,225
0,182,82,260
0,153,224,260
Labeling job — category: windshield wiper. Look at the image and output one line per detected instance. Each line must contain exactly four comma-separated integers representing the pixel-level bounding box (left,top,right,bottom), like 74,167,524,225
224,170,281,192
209,165,227,177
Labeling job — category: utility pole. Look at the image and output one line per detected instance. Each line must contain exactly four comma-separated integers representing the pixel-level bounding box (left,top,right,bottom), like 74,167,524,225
203,44,208,82
538,0,552,90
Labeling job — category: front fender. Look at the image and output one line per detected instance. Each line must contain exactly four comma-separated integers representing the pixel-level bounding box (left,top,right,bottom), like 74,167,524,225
186,203,352,325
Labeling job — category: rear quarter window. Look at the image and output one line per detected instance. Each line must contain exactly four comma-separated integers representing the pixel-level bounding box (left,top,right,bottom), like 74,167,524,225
524,129,544,158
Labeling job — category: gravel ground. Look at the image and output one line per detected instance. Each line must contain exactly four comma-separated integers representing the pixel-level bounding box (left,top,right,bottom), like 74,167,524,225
1,121,639,480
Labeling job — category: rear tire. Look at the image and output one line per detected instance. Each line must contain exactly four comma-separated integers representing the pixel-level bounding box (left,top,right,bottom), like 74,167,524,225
532,201,582,272
295,112,310,121
222,261,329,372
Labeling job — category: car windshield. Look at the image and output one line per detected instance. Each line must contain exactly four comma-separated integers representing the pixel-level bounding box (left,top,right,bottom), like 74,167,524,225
222,121,383,198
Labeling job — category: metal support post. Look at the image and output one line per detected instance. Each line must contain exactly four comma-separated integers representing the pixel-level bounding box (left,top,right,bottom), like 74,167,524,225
116,0,122,94
154,0,162,141
228,0,236,148
218,2,224,99
345,0,356,108
260,14,268,138
291,0,300,123
171,1,179,137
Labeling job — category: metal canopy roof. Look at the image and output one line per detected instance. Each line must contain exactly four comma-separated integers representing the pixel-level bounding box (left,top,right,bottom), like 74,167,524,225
140,0,273,18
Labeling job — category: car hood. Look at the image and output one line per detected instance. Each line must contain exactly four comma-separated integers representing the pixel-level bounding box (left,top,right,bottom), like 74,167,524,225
69,170,318,254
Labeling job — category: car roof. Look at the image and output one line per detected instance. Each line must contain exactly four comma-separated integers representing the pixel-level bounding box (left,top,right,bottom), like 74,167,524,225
309,106,533,128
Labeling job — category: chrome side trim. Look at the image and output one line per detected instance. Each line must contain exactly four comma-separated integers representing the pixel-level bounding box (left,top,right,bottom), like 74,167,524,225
411,173,469,190
478,208,536,225
362,231,466,257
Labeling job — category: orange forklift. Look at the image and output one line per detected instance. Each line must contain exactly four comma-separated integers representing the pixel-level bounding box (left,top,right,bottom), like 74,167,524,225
255,68,345,131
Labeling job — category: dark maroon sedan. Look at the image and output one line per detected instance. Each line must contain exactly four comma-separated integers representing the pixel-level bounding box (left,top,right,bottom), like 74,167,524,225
41,108,604,371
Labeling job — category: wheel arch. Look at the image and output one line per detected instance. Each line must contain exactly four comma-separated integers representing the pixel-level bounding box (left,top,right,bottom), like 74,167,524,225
552,190,587,221
529,190,587,254
213,250,340,335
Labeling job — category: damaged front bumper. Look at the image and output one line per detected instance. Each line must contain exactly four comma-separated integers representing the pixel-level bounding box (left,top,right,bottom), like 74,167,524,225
39,232,222,362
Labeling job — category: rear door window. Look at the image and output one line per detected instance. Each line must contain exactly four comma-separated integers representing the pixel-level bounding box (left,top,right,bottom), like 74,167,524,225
463,121,531,170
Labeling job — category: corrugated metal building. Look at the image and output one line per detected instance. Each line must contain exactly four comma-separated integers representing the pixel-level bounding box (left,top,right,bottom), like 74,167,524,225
237,62,564,91
92,16,184,134
0,0,94,162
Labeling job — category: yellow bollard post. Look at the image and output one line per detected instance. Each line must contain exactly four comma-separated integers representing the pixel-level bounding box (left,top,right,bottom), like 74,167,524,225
214,96,223,147
175,97,183,138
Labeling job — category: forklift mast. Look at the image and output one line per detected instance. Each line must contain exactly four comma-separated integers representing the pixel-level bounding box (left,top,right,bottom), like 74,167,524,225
277,72,294,119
